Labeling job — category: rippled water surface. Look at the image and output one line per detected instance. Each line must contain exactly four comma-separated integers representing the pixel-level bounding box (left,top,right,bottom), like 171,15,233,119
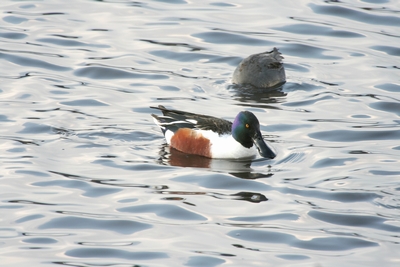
1,0,400,266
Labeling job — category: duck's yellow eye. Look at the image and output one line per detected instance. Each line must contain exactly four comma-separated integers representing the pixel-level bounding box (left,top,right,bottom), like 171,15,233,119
245,123,249,128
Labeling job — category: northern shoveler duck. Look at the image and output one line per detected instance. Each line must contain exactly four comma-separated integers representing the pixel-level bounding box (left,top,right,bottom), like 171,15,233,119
232,47,286,88
151,105,276,159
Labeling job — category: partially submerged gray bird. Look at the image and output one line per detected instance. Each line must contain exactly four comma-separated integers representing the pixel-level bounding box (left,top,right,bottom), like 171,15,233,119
232,47,286,88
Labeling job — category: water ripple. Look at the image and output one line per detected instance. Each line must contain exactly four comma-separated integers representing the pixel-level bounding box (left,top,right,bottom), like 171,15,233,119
309,3,400,26
65,248,168,260
309,210,400,232
228,229,377,251
74,66,169,80
118,203,207,221
0,52,70,71
39,216,151,235
309,129,400,142
274,23,364,38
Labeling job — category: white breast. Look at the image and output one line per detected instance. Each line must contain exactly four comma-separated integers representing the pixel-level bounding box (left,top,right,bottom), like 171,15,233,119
200,130,257,159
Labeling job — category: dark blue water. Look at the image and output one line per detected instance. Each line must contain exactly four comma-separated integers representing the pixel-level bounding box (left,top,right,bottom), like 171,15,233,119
1,0,399,266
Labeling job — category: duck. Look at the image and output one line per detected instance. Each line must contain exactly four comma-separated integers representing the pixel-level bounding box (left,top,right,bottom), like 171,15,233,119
151,105,275,159
232,47,286,88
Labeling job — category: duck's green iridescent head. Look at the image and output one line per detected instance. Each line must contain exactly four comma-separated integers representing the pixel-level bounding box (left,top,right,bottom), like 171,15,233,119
232,111,276,159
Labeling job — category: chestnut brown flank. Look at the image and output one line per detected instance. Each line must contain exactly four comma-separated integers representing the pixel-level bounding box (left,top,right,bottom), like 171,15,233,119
170,128,212,158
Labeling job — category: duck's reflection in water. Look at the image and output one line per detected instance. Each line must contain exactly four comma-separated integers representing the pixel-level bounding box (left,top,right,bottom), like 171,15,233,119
229,83,287,108
157,145,273,179
156,146,272,203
